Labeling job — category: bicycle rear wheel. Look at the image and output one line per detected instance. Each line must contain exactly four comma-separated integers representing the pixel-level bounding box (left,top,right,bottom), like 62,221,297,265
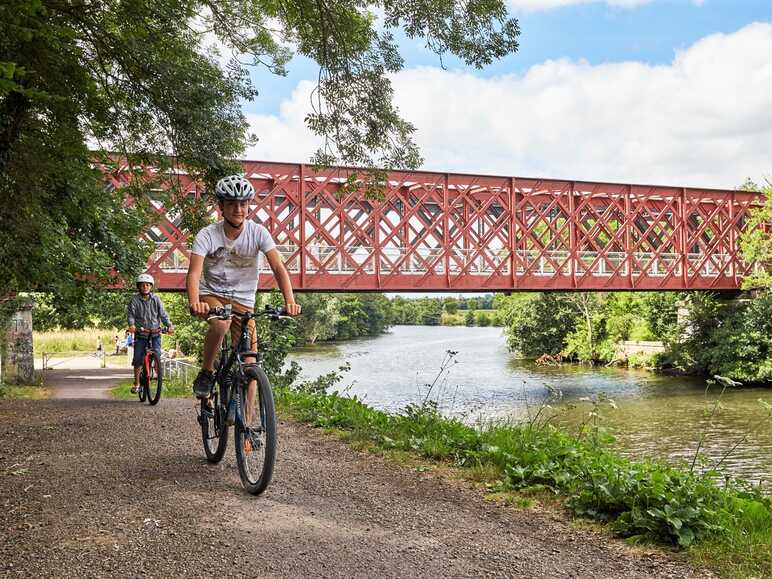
146,351,163,405
235,366,276,495
201,386,229,463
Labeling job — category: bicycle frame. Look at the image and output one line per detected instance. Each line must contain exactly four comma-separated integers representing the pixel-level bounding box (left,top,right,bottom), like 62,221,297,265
212,311,260,431
136,331,162,381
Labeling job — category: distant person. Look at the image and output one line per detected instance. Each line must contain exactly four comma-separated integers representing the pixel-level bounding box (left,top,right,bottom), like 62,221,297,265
127,273,174,393
114,334,120,355
125,330,134,364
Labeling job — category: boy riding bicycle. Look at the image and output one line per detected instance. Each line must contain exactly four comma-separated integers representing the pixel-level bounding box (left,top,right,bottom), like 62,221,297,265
186,174,301,403
127,273,174,393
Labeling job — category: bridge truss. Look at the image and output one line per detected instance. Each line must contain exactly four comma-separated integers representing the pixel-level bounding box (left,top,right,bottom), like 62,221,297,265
126,161,765,292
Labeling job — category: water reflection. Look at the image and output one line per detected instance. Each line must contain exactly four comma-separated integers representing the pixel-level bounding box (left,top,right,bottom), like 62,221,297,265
289,325,772,488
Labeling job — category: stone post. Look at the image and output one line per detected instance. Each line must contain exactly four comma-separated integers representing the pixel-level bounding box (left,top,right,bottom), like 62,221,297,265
2,298,35,384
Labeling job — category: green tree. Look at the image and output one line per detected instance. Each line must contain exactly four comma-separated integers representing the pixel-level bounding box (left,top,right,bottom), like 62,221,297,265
32,289,131,331
295,292,340,344
464,310,475,327
475,311,490,326
702,293,772,382
160,293,208,358
639,292,682,341
739,182,771,289
356,294,393,335
501,293,576,358
443,297,458,315
560,293,610,362
390,296,418,324
2,0,520,326
666,292,772,383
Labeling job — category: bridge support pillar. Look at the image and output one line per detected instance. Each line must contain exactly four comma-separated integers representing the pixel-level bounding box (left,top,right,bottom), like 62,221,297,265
1,298,35,385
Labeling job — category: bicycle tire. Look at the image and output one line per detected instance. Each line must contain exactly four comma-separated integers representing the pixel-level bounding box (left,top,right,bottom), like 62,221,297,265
146,351,163,405
202,386,229,463
235,366,276,495
138,367,148,402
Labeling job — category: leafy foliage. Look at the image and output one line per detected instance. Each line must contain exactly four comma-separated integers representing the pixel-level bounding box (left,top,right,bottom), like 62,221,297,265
670,292,772,383
739,182,771,290
500,293,577,357
1,0,520,312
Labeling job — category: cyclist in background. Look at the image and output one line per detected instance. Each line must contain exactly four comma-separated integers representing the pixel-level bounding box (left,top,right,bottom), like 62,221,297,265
186,174,301,401
127,273,174,394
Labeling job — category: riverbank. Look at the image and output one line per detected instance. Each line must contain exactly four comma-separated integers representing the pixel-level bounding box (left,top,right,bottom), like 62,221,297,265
275,381,771,578
290,326,772,486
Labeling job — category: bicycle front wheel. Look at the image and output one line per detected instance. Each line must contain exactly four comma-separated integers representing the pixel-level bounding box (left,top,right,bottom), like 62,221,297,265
202,387,229,463
138,368,148,402
146,351,163,405
235,366,276,495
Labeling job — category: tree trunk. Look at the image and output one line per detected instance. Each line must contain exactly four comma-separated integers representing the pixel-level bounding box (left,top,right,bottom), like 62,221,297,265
0,90,30,173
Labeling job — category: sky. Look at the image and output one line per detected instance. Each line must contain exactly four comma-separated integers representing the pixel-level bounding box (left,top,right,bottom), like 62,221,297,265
240,0,772,191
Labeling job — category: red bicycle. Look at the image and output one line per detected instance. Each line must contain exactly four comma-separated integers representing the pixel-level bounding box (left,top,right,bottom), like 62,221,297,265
135,328,164,405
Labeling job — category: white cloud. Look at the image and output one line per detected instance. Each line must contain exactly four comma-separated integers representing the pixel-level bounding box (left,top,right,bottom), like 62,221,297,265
246,23,772,189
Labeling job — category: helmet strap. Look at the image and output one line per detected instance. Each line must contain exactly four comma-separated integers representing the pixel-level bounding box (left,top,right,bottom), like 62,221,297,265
223,215,244,231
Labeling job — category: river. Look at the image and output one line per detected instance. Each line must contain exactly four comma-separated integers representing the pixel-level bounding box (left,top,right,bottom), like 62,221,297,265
289,325,772,488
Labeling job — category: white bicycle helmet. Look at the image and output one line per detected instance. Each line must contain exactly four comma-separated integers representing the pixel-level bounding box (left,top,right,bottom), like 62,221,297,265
215,174,255,201
136,273,155,286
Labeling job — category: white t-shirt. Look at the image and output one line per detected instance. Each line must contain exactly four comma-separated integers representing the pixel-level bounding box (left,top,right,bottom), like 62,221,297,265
191,220,276,308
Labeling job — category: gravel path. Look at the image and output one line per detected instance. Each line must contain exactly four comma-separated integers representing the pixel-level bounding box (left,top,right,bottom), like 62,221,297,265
47,367,132,400
0,378,714,578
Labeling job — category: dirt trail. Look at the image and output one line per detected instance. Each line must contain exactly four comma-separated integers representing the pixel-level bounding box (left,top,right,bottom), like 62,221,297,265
45,367,132,400
0,379,714,578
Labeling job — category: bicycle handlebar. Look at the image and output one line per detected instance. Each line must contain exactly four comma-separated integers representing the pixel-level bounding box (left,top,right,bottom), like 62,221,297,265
134,327,170,336
205,304,294,322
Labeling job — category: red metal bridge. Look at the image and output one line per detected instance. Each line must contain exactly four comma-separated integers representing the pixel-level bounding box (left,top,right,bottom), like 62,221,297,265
123,161,765,292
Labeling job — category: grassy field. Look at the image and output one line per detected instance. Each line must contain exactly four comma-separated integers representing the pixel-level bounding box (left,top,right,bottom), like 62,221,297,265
33,328,121,353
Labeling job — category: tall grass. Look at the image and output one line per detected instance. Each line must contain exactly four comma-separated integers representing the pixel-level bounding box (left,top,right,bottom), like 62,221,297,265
34,328,121,353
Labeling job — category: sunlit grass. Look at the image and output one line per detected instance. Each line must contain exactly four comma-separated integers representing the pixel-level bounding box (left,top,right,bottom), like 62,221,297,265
34,328,120,353
111,377,192,400
691,498,772,578
0,383,49,399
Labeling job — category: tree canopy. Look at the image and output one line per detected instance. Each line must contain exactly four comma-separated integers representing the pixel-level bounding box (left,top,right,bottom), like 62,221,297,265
740,182,771,289
0,0,520,302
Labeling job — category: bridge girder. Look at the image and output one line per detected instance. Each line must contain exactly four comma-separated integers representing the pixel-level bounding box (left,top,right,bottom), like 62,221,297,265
106,160,765,292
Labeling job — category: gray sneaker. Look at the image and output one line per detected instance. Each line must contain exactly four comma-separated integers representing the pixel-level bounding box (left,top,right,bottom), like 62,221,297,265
193,370,214,399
